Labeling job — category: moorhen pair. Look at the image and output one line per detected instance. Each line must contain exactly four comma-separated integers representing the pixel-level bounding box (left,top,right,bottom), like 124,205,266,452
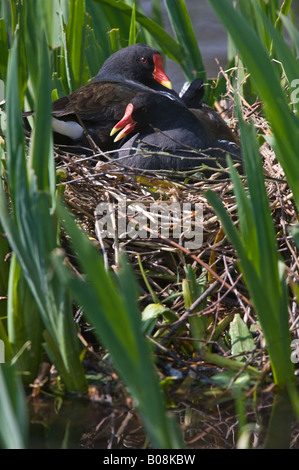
110,92,242,172
25,44,176,152
51,79,175,152
23,43,241,172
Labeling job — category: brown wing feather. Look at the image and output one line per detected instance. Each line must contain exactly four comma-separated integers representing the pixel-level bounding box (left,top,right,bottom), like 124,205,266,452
52,80,150,122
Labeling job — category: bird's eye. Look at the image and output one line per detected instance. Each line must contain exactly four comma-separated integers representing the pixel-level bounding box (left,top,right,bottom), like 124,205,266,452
140,57,148,64
141,107,147,113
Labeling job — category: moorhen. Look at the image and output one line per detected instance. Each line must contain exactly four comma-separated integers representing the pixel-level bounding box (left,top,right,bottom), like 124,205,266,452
24,44,174,152
94,43,201,106
110,92,242,173
180,78,239,144
93,43,172,91
179,78,205,109
50,80,177,152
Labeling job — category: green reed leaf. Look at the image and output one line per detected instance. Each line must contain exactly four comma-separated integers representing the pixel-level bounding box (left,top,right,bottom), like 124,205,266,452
0,363,28,449
54,202,183,449
208,0,299,211
164,0,205,80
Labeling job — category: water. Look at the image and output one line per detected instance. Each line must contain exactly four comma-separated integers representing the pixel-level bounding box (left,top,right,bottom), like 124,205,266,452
140,0,299,93
27,383,298,449
139,0,228,92
1,2,298,101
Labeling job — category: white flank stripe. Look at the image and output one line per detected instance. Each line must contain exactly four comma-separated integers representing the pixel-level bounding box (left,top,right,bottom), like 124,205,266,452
52,117,84,140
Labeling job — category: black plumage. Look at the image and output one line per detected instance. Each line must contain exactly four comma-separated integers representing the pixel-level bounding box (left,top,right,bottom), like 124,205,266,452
111,92,242,172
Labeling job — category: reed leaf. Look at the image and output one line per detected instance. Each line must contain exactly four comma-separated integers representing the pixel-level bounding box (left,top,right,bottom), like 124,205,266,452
66,0,86,89
164,0,206,80
53,203,183,449
128,2,136,45
151,0,164,26
281,13,299,56
0,18,8,80
229,314,255,362
27,34,54,193
7,254,43,383
206,110,295,387
0,362,28,449
208,0,299,211
0,219,9,313
1,34,87,392
107,28,122,53
182,266,207,352
92,0,184,62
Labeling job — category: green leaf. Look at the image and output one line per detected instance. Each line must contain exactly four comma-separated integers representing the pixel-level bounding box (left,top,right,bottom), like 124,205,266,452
93,0,183,62
2,33,87,393
7,254,43,383
0,363,28,449
261,11,299,90
182,265,207,351
128,2,136,45
0,19,9,80
54,203,183,449
227,156,258,267
208,0,299,211
206,106,295,387
28,33,54,192
164,0,205,80
66,0,86,89
151,0,164,26
107,28,121,54
229,314,255,361
281,13,299,56
141,303,178,335
4,36,26,202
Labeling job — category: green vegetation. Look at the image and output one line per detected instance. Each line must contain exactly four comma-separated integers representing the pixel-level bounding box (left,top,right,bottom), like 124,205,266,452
0,0,299,449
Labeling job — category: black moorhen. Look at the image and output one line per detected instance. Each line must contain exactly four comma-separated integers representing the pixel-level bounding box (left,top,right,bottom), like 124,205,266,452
110,92,242,173
50,80,177,152
180,78,239,144
93,43,172,91
94,43,201,106
179,78,205,109
24,44,174,152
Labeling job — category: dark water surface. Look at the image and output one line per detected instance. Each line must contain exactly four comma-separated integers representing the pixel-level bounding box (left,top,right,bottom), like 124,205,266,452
0,2,298,101
27,384,299,449
140,0,227,91
140,0,299,92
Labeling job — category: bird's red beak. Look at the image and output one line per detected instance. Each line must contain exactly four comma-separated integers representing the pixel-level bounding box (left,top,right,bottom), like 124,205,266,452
110,103,136,142
152,54,172,90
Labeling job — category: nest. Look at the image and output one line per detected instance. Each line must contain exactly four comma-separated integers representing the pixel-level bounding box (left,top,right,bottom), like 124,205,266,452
42,73,298,391
23,77,299,447
56,84,296,303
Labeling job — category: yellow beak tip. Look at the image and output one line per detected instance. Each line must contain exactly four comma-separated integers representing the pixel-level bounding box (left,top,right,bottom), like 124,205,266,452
110,127,118,137
113,132,124,143
162,80,172,90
